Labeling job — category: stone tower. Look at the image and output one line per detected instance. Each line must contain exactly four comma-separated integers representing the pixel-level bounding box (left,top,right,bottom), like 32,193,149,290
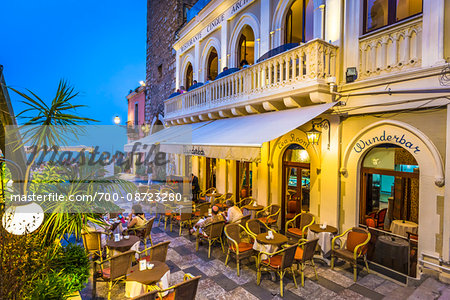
145,0,198,125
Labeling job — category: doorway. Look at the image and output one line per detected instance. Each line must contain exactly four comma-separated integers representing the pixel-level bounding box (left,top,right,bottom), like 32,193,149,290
281,144,310,230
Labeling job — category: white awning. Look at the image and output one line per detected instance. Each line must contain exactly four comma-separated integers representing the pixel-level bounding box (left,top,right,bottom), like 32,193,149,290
125,103,336,161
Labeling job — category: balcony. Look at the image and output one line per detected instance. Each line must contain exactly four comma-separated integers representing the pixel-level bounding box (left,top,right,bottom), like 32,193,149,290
164,39,338,124
358,17,422,80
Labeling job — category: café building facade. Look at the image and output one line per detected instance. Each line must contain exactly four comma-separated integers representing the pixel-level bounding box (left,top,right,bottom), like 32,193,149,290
129,0,450,283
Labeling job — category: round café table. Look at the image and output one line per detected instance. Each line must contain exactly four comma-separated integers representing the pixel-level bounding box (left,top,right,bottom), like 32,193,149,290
206,193,222,203
242,204,264,219
107,235,140,255
254,232,288,262
256,232,288,246
390,220,418,238
126,261,170,298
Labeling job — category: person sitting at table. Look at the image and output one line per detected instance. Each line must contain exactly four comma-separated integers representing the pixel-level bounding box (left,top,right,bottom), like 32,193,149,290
191,205,224,234
222,199,243,224
127,204,147,234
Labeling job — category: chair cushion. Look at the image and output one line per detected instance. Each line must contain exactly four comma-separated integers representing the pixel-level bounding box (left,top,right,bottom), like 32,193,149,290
286,212,296,220
294,247,303,260
347,231,368,253
287,228,306,237
102,267,110,279
165,212,172,216
162,291,174,300
333,248,355,262
140,255,151,261
230,242,253,253
174,215,181,220
258,217,276,224
262,255,282,269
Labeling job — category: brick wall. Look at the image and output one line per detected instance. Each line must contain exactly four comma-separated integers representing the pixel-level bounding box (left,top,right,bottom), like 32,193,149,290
146,0,197,124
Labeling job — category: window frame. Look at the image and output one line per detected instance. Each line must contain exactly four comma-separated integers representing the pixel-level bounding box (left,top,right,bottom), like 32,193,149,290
363,0,423,35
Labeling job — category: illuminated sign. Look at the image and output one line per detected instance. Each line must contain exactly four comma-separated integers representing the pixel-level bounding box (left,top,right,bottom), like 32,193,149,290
179,0,255,53
353,131,421,154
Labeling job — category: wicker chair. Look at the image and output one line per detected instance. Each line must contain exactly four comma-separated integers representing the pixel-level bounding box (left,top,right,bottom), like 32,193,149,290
138,241,171,262
285,212,315,240
294,238,319,286
199,187,217,202
171,206,193,236
130,290,158,300
94,250,135,300
138,184,149,194
155,273,201,300
224,223,255,276
193,202,211,219
213,194,227,210
256,204,281,228
195,220,225,258
82,231,105,263
236,197,255,208
331,227,371,282
256,243,298,297
246,218,274,240
128,217,155,247
236,214,250,228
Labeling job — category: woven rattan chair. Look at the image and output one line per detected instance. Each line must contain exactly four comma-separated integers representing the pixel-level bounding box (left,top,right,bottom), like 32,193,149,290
331,227,371,282
82,231,105,263
171,206,193,236
256,204,281,228
257,243,298,297
138,241,171,262
285,212,315,240
294,238,319,286
94,250,135,300
193,202,211,219
130,290,158,300
246,218,274,240
155,273,201,300
237,196,255,208
199,187,217,202
224,223,255,276
128,217,155,247
236,214,250,228
196,220,225,258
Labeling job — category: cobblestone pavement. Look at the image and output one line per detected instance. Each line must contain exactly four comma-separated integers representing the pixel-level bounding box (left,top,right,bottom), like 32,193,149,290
81,219,450,300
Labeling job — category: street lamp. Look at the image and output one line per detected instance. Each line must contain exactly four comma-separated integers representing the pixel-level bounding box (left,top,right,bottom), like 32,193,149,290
114,116,121,125
306,119,330,149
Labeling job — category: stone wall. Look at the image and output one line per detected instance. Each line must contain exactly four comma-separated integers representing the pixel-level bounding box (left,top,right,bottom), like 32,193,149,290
146,0,198,123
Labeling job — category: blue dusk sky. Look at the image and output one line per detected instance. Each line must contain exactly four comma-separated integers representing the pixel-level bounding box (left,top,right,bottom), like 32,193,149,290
1,0,146,126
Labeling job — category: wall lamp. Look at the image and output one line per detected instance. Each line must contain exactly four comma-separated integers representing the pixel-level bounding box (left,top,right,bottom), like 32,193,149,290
306,119,331,150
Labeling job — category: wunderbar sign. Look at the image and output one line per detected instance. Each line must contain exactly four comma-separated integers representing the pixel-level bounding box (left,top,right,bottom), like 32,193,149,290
353,130,421,154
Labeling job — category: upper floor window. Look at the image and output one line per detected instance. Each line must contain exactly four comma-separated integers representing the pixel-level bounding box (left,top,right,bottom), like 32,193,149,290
238,25,255,66
185,63,193,90
134,102,139,126
285,0,313,44
364,0,422,33
207,48,218,80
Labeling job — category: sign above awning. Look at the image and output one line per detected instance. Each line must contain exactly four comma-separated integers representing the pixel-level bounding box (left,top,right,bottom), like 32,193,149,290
125,102,336,161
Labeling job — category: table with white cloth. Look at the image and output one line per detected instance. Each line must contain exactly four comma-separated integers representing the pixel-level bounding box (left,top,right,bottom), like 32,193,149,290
254,232,288,261
307,224,338,265
106,235,140,257
125,261,170,298
390,220,418,238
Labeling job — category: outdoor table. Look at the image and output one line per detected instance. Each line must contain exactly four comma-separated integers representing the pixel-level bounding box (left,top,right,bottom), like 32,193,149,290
254,232,288,262
125,261,170,298
242,204,264,218
106,235,140,256
307,224,338,265
390,220,418,238
374,235,409,274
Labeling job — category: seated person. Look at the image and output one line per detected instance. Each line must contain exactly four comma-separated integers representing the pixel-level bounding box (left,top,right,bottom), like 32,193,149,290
222,199,243,223
192,205,224,234
126,204,147,237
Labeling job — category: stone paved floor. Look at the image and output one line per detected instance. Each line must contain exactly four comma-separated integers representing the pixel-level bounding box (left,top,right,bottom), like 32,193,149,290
81,221,450,300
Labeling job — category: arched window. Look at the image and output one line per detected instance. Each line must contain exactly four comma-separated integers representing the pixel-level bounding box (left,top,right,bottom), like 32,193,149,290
185,63,193,90
207,48,218,80
284,0,313,44
360,144,419,226
238,25,255,66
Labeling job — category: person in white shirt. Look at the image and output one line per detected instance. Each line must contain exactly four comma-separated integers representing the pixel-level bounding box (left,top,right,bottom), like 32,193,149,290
224,199,243,223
